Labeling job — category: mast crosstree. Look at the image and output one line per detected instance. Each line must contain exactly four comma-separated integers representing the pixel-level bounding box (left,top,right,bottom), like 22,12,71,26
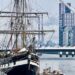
0,0,54,51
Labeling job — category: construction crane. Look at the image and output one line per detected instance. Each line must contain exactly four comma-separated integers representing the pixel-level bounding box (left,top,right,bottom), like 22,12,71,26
59,0,75,13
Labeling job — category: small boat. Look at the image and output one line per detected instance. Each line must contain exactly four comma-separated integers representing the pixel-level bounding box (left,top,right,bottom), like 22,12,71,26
42,67,64,75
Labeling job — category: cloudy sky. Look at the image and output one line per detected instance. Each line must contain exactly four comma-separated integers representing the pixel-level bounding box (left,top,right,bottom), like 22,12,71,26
0,0,75,45
0,0,75,17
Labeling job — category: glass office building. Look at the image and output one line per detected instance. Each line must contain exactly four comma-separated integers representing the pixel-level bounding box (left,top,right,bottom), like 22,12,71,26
59,3,72,46
63,13,75,46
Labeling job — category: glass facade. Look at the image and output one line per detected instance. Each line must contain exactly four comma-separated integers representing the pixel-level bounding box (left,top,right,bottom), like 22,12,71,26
59,3,65,46
65,3,71,13
59,3,72,46
63,13,75,46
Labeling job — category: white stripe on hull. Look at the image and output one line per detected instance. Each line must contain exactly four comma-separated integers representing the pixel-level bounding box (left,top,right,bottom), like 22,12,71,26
0,59,39,70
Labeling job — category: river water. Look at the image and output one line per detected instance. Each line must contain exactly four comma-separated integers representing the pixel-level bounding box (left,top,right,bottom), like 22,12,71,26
40,54,75,75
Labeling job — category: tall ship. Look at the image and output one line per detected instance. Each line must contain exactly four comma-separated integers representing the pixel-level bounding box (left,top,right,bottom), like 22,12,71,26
0,0,49,75
0,47,39,75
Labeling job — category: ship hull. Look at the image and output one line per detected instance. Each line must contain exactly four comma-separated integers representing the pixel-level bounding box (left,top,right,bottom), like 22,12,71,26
7,64,38,75
0,48,39,75
0,59,39,75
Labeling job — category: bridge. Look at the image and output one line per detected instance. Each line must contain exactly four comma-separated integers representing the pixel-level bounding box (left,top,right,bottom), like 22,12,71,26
35,47,75,57
0,47,75,57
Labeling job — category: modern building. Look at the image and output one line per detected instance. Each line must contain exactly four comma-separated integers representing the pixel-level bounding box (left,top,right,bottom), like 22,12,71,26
59,2,75,46
59,3,65,46
63,13,75,46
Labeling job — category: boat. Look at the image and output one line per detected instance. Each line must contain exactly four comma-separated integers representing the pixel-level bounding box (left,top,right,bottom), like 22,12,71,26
0,48,39,75
42,67,64,75
0,0,49,75
0,0,41,75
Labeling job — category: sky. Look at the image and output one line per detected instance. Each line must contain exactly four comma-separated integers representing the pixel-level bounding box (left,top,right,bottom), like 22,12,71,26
0,0,75,45
0,0,75,18
31,0,75,17
0,0,75,16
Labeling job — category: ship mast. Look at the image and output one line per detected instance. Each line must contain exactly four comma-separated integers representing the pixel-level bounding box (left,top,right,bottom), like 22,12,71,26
12,0,28,49
0,0,54,52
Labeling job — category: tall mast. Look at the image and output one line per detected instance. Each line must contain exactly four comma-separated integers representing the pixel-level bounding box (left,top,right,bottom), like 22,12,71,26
13,0,28,49
0,0,52,51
